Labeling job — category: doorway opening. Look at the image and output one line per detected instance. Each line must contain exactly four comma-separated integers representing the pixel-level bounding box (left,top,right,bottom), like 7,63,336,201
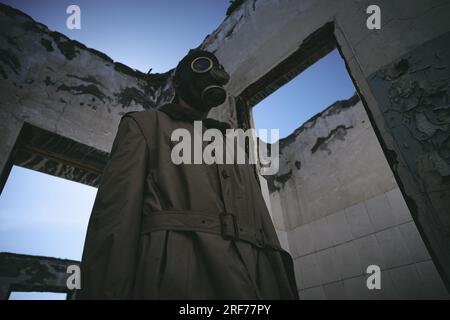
240,22,444,299
0,122,106,299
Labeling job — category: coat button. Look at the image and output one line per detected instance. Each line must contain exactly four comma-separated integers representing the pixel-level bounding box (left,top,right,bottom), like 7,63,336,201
221,169,229,179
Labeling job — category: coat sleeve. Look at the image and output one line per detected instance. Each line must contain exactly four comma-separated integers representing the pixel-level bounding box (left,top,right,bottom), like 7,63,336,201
77,115,148,299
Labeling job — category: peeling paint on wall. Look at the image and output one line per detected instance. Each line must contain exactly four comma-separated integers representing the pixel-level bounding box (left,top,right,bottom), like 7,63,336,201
0,48,20,78
0,3,175,186
56,83,108,104
0,252,79,299
12,123,108,187
279,93,360,152
115,86,152,110
369,31,450,232
310,124,353,155
265,94,362,193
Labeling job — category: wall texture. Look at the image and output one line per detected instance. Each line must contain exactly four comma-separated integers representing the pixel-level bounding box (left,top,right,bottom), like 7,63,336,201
0,3,173,189
0,252,78,300
267,94,449,299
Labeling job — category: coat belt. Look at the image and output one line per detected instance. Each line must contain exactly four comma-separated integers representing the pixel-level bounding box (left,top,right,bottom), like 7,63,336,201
141,210,281,251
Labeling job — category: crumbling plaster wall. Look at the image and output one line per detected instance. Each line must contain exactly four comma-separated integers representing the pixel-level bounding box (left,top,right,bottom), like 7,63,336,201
0,3,177,184
268,95,448,299
267,95,397,228
0,252,78,300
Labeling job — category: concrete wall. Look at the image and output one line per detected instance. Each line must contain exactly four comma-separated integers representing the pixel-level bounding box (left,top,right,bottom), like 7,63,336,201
0,252,79,300
0,3,175,189
267,95,449,299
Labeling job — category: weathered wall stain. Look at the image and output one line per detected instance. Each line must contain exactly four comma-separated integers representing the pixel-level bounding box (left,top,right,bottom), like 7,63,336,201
265,94,360,193
266,169,292,193
56,83,108,103
369,31,450,231
40,38,53,52
279,93,360,153
0,252,79,299
11,123,108,188
310,124,353,154
66,74,104,87
0,3,174,114
0,48,20,77
115,86,152,110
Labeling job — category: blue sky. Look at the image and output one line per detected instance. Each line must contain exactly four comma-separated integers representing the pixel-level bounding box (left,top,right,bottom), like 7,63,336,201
0,0,230,73
253,49,355,140
0,0,355,299
0,166,95,261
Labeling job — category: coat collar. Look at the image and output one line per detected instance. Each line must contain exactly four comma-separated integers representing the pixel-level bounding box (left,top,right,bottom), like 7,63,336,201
158,103,231,133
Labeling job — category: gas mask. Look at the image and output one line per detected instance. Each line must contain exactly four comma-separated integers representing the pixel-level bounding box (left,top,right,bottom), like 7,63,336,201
173,50,230,112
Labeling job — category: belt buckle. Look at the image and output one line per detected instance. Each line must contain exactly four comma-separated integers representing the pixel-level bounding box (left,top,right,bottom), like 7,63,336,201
220,212,239,241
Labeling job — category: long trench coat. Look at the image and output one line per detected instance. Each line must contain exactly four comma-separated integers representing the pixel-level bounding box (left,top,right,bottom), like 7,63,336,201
77,103,299,299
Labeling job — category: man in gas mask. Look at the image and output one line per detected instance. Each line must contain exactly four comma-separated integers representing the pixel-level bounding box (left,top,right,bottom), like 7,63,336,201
77,50,299,299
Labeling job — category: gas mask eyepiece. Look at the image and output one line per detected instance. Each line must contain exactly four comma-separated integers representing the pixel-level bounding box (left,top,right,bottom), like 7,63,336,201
191,57,214,73
191,56,230,85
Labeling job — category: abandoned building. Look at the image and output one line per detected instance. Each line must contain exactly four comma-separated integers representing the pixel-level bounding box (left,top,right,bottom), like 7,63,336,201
1,0,450,299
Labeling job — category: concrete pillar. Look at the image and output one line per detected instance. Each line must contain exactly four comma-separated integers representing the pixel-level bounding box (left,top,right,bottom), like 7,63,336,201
0,284,11,300
0,110,23,194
